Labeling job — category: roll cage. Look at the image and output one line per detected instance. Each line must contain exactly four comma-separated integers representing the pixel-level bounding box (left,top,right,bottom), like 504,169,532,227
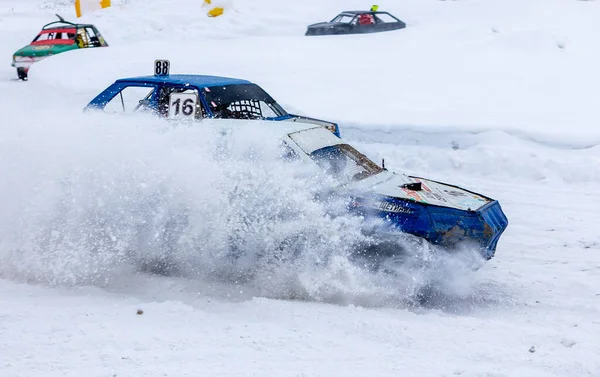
32,14,107,47
90,81,289,121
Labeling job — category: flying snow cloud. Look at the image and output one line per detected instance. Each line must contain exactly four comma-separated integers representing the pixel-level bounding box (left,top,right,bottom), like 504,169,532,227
0,103,485,308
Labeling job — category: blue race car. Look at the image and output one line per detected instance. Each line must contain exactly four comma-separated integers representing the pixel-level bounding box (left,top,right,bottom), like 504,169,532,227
281,124,509,265
85,59,340,137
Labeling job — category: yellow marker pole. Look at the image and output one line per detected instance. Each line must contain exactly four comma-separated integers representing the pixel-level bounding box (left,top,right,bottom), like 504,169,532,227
75,0,112,18
75,0,82,17
208,7,224,17
204,0,225,17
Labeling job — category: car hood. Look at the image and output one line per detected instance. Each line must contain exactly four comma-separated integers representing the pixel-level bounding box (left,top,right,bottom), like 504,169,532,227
346,171,493,212
14,43,78,57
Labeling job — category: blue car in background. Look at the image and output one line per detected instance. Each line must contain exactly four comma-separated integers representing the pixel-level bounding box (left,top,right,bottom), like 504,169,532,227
85,60,340,137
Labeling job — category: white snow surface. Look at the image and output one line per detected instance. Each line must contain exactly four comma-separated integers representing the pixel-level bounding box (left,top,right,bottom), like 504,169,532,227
1,0,600,376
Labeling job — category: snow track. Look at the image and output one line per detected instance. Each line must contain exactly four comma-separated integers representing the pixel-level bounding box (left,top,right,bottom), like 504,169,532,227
344,126,600,185
1,0,599,376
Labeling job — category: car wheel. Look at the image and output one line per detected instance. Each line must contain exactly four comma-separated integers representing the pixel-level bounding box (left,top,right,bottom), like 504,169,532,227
16,67,28,81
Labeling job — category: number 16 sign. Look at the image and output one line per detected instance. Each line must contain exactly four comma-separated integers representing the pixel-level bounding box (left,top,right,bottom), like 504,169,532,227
168,92,197,119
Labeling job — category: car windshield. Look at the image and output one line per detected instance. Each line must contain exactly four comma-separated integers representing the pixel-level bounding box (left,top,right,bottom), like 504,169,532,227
203,83,287,120
310,144,383,183
331,14,355,24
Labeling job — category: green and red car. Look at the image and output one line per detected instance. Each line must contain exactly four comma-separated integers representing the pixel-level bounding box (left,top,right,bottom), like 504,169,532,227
11,14,108,80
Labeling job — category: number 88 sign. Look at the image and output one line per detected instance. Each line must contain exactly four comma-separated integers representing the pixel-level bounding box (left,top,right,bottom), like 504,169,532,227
154,59,170,76
168,92,198,119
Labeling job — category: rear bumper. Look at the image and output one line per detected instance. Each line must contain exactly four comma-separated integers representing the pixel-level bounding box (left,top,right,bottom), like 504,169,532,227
353,197,509,260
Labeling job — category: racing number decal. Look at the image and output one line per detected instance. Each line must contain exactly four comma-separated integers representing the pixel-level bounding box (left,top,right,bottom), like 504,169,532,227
154,59,170,76
172,98,194,116
168,92,197,119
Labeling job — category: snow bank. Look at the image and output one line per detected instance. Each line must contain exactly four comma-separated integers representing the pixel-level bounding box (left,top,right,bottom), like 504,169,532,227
19,0,600,147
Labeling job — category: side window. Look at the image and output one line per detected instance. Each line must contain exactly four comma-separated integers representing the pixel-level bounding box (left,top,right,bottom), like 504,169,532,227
158,86,206,119
85,27,102,47
104,86,156,113
259,101,278,118
57,32,73,41
211,100,278,119
332,15,355,24
374,14,397,23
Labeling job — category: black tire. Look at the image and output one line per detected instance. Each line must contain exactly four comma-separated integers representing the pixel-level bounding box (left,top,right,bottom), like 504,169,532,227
16,67,28,81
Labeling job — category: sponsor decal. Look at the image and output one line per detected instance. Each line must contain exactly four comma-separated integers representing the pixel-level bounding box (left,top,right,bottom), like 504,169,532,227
443,189,468,197
373,201,414,214
420,191,449,203
400,188,424,202
33,46,51,50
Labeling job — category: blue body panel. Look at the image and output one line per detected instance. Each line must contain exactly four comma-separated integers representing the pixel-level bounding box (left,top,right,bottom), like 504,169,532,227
353,196,508,259
113,74,252,87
